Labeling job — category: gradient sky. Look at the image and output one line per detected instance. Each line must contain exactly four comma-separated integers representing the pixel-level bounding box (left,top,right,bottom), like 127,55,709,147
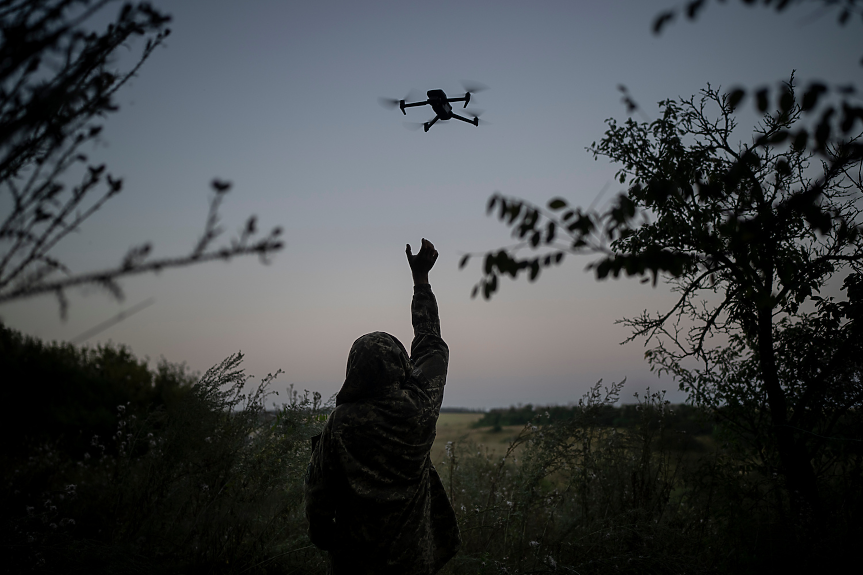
2,0,860,408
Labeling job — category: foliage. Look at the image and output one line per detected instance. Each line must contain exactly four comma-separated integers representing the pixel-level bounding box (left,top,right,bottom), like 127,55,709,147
439,380,861,574
464,74,863,523
0,321,201,458
3,328,860,573
2,333,332,574
0,0,283,316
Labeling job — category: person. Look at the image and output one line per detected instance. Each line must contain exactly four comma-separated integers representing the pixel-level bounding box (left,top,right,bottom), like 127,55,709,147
304,238,460,574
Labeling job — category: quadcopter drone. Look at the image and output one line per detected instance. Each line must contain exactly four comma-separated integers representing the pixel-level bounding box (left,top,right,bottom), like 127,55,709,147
380,84,487,132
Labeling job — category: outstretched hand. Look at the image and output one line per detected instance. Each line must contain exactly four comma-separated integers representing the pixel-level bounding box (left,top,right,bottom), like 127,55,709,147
406,238,438,285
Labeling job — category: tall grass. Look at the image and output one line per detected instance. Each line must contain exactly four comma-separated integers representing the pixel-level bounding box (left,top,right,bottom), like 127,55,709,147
3,326,860,574
438,381,861,574
4,351,332,574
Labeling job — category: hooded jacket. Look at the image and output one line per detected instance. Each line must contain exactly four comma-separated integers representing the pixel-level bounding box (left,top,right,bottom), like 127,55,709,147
304,284,460,575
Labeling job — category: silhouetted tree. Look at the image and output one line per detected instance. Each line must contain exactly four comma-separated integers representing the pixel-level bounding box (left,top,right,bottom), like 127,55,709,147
0,1,283,318
463,1,863,524
464,78,862,520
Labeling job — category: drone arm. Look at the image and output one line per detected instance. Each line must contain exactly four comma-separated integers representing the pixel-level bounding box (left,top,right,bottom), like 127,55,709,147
423,115,440,132
402,100,429,109
447,92,471,108
450,112,479,127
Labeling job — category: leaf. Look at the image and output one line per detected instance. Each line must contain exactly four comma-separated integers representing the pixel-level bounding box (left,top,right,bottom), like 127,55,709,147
459,254,470,269
801,82,826,112
507,203,522,224
548,198,567,210
529,260,540,281
779,89,794,113
792,129,808,151
486,195,497,214
838,9,849,25
685,0,705,20
545,221,556,243
756,88,769,113
652,11,675,34
727,88,745,111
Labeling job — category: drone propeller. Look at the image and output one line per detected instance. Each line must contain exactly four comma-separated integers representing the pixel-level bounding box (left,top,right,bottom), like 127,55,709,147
377,97,401,110
378,89,424,111
461,80,489,94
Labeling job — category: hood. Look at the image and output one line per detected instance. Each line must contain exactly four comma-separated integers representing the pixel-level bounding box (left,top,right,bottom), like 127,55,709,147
336,331,412,406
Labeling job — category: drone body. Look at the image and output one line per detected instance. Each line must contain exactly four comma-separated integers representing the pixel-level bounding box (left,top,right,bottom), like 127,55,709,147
381,86,486,132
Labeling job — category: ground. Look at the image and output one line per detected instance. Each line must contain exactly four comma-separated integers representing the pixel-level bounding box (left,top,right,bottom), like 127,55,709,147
431,413,527,466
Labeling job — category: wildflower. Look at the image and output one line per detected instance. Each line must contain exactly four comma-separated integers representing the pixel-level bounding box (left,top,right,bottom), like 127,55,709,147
117,405,125,413
506,500,513,507
202,483,209,492
546,555,557,568
205,437,212,443
83,452,90,460
529,540,539,548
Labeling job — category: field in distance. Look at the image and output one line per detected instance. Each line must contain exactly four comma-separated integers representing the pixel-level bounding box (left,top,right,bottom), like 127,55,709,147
431,412,527,466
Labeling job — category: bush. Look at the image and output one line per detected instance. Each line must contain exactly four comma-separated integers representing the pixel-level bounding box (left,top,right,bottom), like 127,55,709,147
2,340,332,574
3,325,859,573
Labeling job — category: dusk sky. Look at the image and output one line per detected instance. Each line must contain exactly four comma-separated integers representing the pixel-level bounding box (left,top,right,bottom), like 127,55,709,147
2,0,860,408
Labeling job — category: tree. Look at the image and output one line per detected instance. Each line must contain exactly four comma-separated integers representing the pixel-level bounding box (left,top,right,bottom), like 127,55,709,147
0,0,283,318
464,78,863,521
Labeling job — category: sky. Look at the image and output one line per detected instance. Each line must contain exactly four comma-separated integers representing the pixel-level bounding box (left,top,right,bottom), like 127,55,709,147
2,0,860,408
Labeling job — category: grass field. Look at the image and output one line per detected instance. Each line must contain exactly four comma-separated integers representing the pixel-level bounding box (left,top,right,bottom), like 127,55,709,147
431,413,527,465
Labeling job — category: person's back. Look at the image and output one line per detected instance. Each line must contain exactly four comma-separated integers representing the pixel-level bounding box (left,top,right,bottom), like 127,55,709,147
304,239,460,574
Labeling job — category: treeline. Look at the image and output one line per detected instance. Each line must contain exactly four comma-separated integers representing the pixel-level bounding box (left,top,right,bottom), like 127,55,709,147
473,401,714,435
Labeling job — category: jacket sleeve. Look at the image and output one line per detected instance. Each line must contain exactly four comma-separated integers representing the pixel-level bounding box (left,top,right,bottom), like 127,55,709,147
304,423,338,550
409,284,449,405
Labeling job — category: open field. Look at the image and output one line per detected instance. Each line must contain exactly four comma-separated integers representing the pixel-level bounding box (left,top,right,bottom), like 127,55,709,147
431,412,527,465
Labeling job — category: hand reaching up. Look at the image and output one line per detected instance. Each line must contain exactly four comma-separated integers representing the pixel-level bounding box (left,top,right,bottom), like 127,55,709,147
406,238,438,285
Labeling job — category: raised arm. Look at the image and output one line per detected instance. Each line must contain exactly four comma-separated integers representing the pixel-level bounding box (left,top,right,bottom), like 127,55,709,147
406,239,448,402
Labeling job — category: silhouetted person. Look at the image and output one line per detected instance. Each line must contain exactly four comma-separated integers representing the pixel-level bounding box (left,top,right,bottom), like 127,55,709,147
304,238,460,574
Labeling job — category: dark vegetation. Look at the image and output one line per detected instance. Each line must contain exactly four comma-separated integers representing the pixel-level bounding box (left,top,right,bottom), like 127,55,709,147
2,322,332,574
5,325,860,573
472,400,714,438
0,0,283,316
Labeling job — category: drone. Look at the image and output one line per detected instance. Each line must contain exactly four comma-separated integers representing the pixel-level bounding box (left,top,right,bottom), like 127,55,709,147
379,84,487,132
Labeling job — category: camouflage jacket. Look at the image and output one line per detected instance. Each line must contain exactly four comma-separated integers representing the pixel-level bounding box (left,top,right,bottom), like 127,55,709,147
304,284,460,574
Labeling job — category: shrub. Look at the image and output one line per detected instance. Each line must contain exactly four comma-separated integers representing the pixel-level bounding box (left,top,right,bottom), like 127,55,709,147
3,346,332,574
